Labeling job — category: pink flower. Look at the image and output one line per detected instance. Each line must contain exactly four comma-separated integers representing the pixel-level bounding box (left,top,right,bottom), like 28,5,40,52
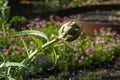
9,45,16,49
2,48,8,53
78,59,82,63
8,39,13,44
76,14,81,18
80,56,85,60
15,51,20,55
100,27,105,33
56,21,62,26
62,19,69,24
95,37,105,44
85,48,96,54
21,47,25,50
117,39,120,43
0,31,3,35
116,34,120,38
34,18,40,22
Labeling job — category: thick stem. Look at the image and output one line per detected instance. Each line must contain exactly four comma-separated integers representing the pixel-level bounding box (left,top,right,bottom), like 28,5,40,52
24,38,59,64
15,38,60,78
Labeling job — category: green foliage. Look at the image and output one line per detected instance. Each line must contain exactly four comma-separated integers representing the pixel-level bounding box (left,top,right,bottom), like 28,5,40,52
0,17,120,79
0,0,120,79
35,0,60,12
30,36,43,48
1,18,120,79
0,62,25,68
10,16,28,24
0,0,10,24
12,30,49,41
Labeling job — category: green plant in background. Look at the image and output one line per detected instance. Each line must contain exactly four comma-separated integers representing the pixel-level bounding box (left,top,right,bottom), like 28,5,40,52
0,0,28,63
0,21,80,79
0,0,10,24
72,0,89,6
0,0,10,37
35,0,60,15
53,27,120,71
9,16,28,31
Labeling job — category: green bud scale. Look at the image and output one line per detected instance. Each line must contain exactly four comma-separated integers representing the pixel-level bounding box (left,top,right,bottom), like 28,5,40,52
58,21,80,41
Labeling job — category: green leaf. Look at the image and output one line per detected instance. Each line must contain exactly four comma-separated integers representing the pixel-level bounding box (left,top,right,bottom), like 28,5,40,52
10,16,27,23
0,73,5,78
31,36,43,48
11,30,49,41
47,46,58,70
0,62,25,68
0,51,5,62
7,74,16,80
8,76,16,80
5,62,26,68
21,37,29,56
0,63,5,68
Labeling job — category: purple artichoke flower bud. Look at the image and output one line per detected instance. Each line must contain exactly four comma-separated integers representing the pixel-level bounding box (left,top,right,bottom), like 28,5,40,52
59,21,80,41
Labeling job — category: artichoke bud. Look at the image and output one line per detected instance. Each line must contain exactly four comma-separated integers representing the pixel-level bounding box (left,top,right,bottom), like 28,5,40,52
58,21,80,41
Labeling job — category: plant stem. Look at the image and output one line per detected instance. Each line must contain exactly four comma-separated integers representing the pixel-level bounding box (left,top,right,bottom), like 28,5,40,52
24,37,59,64
0,52,6,62
2,23,6,38
15,38,60,78
41,38,59,50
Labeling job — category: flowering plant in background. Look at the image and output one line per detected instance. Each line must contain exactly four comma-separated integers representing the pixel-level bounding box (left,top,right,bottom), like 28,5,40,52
56,27,120,70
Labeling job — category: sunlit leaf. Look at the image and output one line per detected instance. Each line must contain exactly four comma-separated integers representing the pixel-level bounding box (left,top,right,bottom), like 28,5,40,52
11,30,49,41
8,76,15,80
21,37,29,56
0,63,5,68
5,62,26,68
31,36,43,48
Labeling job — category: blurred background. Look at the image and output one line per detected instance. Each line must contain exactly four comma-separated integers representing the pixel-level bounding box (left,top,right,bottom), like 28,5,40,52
8,0,120,19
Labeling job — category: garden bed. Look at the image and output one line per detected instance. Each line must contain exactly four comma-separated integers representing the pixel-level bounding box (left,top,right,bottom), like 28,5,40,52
26,55,120,80
1,1,120,79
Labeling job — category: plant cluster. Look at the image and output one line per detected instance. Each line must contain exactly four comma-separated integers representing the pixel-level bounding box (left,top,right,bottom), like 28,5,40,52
0,14,81,79
56,28,120,70
1,17,120,79
0,0,120,79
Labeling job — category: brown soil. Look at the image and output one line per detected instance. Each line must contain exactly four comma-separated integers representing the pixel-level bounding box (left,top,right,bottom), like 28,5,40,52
28,55,120,80
85,55,120,80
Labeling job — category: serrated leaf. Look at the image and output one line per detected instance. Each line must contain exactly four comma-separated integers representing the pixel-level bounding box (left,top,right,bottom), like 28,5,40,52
11,30,49,41
5,62,26,68
31,36,43,48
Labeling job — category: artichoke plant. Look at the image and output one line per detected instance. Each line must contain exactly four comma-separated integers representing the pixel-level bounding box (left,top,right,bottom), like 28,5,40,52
59,21,80,41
